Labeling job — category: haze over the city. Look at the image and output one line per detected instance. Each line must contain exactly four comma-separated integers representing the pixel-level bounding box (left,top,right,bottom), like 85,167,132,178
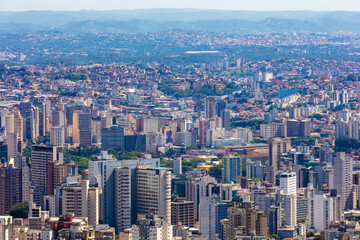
0,0,359,11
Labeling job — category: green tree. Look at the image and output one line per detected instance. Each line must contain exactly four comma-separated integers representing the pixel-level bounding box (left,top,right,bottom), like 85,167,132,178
8,201,29,219
335,137,360,152
161,159,173,168
209,164,223,181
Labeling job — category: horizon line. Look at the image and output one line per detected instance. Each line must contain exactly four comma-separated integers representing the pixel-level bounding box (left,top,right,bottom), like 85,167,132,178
0,8,360,13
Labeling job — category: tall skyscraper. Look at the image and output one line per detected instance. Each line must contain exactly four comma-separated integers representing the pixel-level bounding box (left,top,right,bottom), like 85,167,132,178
199,196,216,240
30,145,63,206
114,166,131,233
32,98,46,136
137,166,171,222
20,102,39,140
254,69,262,82
185,176,217,221
73,111,92,146
267,138,291,183
313,193,334,231
334,152,353,210
0,159,22,215
198,118,210,146
60,180,100,227
223,155,241,182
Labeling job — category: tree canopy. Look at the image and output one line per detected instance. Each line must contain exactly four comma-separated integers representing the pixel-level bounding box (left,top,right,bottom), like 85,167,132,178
8,201,29,219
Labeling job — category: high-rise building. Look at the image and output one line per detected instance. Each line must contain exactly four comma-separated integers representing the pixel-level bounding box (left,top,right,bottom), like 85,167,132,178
6,133,17,161
246,210,268,236
185,176,217,221
20,102,39,140
32,98,46,136
137,166,171,222
260,123,287,139
173,159,182,175
0,159,22,215
88,152,160,227
254,69,262,82
171,197,195,227
199,196,216,240
30,145,63,206
232,128,253,143
279,172,297,196
287,120,311,137
281,193,297,229
60,180,100,227
313,193,334,231
268,206,280,235
198,119,210,146
221,207,246,240
50,126,65,146
114,167,131,233
101,125,125,150
220,109,231,131
319,143,334,165
334,152,353,210
268,138,291,183
223,155,241,182
73,111,92,146
339,89,348,105
52,110,65,127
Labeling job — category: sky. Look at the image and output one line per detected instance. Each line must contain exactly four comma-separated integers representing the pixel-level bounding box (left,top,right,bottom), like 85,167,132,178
0,0,359,12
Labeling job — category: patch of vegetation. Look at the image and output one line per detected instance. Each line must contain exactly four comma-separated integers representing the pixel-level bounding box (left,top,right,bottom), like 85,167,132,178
8,201,29,219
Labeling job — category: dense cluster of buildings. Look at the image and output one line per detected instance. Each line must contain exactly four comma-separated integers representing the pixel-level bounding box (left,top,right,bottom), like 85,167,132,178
1,40,360,240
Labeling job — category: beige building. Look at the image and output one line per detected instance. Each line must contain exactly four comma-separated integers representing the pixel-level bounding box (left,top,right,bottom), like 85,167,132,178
61,180,100,226
137,166,171,222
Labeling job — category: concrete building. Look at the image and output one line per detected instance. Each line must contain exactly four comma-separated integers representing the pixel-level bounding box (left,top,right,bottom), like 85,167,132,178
232,127,253,143
0,216,12,240
73,111,92,146
50,126,65,146
61,180,100,227
101,125,125,150
0,159,22,215
171,198,195,227
114,167,131,233
185,176,217,221
334,152,353,210
267,138,292,183
132,215,173,240
30,145,63,207
260,123,287,139
198,119,210,146
223,155,241,182
88,152,159,227
173,158,182,175
313,193,334,231
137,166,171,222
246,211,268,236
279,172,297,196
199,196,216,240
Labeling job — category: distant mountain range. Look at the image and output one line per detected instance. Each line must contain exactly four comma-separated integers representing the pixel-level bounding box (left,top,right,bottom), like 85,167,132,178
0,9,359,34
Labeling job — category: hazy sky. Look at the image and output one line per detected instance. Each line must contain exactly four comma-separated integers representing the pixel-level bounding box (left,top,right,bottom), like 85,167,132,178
0,0,359,11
